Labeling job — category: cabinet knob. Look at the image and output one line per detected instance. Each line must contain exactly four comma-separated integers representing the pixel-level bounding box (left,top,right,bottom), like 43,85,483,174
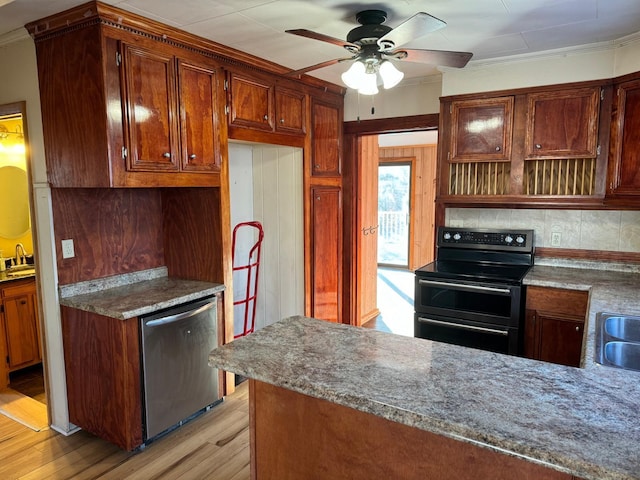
263,114,269,121
576,326,580,332
189,154,197,160
535,144,542,149
162,152,171,158
280,118,285,124
495,146,501,151
315,164,320,169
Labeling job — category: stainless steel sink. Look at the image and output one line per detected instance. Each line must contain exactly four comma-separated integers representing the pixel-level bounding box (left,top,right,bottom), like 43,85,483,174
603,341,640,370
596,313,640,372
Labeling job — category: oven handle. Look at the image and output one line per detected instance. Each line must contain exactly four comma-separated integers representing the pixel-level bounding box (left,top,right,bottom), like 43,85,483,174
418,279,512,295
417,317,509,337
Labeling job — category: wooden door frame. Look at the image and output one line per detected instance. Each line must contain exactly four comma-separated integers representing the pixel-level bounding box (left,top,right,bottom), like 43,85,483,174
342,114,439,325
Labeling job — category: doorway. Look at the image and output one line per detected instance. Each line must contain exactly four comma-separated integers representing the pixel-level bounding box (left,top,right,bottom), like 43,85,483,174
227,142,305,335
377,161,412,268
0,103,48,431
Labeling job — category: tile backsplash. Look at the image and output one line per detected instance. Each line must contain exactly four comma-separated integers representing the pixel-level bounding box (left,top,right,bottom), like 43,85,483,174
446,208,640,253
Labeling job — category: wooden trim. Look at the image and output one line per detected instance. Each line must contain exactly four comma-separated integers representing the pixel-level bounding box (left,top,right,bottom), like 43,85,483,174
535,247,640,264
441,78,612,103
344,113,439,135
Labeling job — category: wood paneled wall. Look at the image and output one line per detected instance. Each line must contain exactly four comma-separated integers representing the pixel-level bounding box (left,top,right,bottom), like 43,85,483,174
51,188,164,285
379,144,438,270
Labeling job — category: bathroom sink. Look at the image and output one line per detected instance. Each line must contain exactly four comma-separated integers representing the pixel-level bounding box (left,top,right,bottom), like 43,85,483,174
603,341,640,371
596,313,640,372
6,267,36,277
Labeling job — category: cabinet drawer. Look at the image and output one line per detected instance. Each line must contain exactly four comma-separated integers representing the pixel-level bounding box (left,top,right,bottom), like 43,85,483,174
526,286,589,317
1,279,36,298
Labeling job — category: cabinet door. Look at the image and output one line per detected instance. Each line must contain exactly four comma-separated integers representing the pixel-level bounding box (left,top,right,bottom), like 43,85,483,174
275,87,306,135
227,72,274,131
608,79,640,196
536,313,584,367
3,285,40,370
525,87,599,159
450,97,513,162
310,187,342,323
311,99,342,176
178,60,221,172
121,43,180,172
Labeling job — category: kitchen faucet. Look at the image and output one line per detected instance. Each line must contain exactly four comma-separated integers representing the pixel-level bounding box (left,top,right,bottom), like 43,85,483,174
15,243,27,265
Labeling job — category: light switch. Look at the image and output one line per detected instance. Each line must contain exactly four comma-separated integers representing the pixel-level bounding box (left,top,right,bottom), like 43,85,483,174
62,239,75,259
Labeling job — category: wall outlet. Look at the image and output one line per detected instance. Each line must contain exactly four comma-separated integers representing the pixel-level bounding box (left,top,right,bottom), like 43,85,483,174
61,239,75,259
551,232,562,247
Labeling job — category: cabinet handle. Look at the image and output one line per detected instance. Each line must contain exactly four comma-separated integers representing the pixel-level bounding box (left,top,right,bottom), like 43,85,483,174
535,144,542,149
495,146,501,151
162,152,171,158
189,154,197,160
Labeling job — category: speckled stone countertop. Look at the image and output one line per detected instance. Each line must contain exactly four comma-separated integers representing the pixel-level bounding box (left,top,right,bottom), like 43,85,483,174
210,315,640,480
59,267,225,319
524,260,640,370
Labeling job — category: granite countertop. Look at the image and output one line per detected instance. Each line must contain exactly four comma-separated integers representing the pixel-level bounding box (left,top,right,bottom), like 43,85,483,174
210,315,640,480
59,267,225,319
523,261,640,370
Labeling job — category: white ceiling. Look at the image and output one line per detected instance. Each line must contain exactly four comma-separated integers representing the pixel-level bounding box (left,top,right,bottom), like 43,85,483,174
1,0,640,87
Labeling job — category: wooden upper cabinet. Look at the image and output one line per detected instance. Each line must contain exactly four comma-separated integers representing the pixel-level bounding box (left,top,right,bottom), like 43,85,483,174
275,87,306,135
525,87,600,159
227,71,274,131
178,60,222,172
29,17,223,188
121,44,180,172
450,97,514,162
311,98,342,176
120,43,222,175
608,78,640,197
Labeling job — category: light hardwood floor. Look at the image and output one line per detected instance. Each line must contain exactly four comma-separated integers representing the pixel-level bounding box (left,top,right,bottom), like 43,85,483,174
0,381,250,480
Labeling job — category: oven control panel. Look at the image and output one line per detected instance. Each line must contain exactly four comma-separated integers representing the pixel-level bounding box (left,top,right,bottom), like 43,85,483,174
438,228,534,252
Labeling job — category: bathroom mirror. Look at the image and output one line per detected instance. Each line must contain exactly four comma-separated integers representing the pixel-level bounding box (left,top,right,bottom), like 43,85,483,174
0,166,30,239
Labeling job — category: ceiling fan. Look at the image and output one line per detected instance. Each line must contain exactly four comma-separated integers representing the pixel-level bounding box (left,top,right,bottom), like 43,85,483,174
285,10,473,94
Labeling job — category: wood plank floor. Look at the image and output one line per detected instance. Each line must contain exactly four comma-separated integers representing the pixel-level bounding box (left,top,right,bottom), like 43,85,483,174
0,381,250,480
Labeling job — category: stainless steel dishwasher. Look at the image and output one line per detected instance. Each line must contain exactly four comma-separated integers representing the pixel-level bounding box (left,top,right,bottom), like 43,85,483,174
140,295,219,440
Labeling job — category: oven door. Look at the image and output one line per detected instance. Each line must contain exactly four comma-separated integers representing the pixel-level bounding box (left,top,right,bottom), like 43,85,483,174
414,313,519,354
414,277,522,327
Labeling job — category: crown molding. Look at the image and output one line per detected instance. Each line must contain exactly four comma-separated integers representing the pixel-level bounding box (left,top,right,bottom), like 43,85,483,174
460,31,640,70
0,27,29,47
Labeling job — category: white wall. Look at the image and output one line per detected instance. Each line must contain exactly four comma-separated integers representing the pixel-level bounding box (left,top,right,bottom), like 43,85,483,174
344,74,442,121
0,33,71,433
228,143,304,335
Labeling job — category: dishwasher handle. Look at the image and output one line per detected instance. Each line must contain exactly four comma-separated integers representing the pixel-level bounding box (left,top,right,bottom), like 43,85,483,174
145,300,216,327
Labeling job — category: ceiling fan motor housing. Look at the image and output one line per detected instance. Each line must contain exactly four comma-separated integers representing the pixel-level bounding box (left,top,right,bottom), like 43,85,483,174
347,10,392,44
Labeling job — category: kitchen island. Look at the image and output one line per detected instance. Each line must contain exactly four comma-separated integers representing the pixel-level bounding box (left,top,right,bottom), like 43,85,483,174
209,315,639,480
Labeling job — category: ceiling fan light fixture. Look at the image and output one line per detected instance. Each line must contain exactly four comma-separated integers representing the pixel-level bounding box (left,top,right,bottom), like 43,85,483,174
341,60,366,89
379,60,404,89
358,71,379,95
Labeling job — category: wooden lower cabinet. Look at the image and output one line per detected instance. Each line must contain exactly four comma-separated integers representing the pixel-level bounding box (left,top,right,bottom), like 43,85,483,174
250,380,580,480
61,306,143,451
1,278,41,377
524,286,589,367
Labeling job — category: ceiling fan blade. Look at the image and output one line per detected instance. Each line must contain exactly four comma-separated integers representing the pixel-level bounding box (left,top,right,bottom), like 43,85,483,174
389,48,473,68
378,12,446,50
285,29,360,51
285,57,355,77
